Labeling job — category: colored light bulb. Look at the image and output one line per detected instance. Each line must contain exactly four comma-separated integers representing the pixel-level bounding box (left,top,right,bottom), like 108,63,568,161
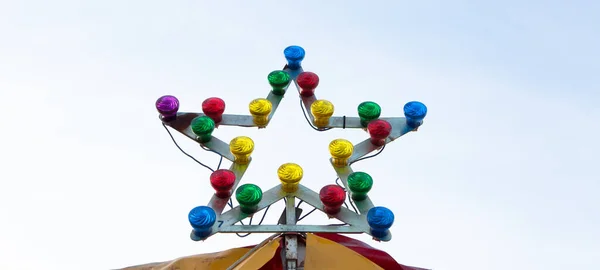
249,98,273,128
236,184,263,214
229,136,254,165
156,95,179,121
191,116,215,143
297,72,319,97
202,97,226,123
277,163,303,193
283,45,305,70
367,206,395,239
347,172,373,201
188,206,216,240
329,139,354,167
403,101,427,128
319,185,346,215
268,70,291,95
357,101,381,127
210,169,236,198
367,119,392,146
310,100,334,128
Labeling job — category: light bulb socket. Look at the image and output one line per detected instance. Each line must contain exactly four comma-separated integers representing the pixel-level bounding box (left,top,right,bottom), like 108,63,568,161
233,155,251,165
370,228,390,239
191,228,213,240
331,157,349,167
351,192,368,201
240,205,259,214
252,115,269,127
313,118,330,128
324,206,342,215
196,134,212,143
281,183,299,193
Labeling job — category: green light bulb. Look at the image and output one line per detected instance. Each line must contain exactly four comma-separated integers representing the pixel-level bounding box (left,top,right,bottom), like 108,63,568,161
191,116,215,143
268,70,291,95
357,101,381,127
236,184,263,214
347,172,373,201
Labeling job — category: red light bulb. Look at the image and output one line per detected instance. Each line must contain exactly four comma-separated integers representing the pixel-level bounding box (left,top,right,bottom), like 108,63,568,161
297,72,319,97
210,169,236,198
319,185,346,215
202,97,226,123
367,119,392,146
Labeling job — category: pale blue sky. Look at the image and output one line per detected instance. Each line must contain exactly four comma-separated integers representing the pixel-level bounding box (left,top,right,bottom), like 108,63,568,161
1,1,598,270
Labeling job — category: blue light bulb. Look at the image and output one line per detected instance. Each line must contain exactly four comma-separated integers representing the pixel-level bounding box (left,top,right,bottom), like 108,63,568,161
403,101,427,128
188,206,216,240
367,206,395,239
284,45,305,70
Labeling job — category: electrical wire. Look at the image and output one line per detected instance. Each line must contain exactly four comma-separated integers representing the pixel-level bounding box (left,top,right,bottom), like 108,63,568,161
297,207,317,221
349,144,386,165
299,98,333,132
201,145,223,170
228,198,271,238
334,177,359,213
162,123,215,172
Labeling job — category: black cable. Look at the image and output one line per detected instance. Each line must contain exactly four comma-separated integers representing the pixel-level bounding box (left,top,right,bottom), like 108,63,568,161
299,98,332,132
348,199,358,214
349,144,386,165
162,123,215,172
298,207,317,221
335,177,359,213
201,145,224,170
335,177,345,190
236,206,271,237
228,199,271,238
257,205,271,225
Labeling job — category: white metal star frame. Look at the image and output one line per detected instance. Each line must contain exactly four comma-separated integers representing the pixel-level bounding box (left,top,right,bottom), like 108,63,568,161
155,45,427,268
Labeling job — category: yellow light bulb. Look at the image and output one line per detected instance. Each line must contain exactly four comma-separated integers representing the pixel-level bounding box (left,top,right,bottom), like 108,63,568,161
310,100,334,128
329,139,354,167
229,136,254,164
277,163,303,192
249,98,273,127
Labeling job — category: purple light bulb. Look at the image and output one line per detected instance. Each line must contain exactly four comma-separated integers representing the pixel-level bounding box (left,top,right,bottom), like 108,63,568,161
156,95,179,121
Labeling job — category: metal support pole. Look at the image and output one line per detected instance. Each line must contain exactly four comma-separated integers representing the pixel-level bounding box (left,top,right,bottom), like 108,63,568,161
284,196,298,270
